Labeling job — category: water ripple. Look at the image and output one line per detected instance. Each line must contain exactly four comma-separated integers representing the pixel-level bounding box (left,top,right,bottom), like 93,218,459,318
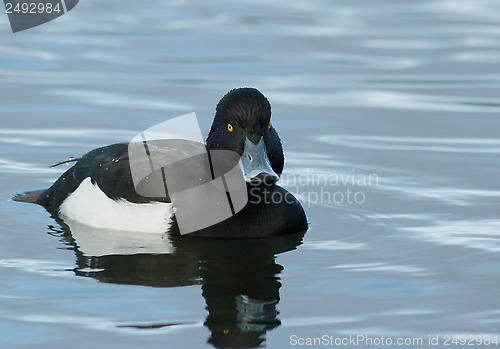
319,135,500,154
0,45,57,61
48,90,190,111
284,316,359,327
0,158,61,174
402,220,500,252
0,259,72,277
379,185,500,206
304,240,366,251
330,262,428,275
274,90,500,112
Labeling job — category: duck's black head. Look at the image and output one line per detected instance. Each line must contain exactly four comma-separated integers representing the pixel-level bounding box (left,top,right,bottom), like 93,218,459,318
206,88,284,185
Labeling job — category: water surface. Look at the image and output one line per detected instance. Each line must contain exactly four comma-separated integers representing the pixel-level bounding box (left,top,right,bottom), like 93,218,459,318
1,0,500,347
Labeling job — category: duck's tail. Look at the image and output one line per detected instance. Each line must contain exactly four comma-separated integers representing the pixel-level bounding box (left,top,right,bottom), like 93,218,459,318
12,190,46,204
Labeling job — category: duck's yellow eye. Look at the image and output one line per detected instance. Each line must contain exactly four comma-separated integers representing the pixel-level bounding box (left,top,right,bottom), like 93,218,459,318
268,122,271,129
227,123,233,132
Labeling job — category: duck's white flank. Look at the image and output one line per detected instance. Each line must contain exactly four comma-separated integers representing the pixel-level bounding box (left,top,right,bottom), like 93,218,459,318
59,177,173,233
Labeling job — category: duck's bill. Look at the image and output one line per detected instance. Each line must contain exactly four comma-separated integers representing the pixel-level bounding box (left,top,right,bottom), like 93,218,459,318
240,137,279,185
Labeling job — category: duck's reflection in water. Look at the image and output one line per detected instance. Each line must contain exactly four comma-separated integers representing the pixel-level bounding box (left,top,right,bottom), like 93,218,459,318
52,218,305,348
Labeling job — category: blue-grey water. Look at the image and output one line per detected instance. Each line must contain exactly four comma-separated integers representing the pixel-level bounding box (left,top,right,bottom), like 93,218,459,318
1,0,500,348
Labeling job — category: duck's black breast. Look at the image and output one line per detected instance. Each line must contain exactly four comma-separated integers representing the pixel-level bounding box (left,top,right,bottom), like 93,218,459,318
171,185,308,238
